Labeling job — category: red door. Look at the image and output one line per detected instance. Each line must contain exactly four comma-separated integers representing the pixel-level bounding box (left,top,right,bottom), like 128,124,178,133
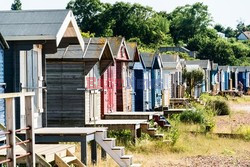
107,68,113,112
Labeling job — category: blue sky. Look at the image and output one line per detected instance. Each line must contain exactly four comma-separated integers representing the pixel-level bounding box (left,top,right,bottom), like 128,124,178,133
1,0,250,28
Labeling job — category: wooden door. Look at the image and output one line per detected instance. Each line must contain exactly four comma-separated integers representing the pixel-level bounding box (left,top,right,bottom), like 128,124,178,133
47,62,85,127
20,46,43,128
107,68,113,112
134,70,143,111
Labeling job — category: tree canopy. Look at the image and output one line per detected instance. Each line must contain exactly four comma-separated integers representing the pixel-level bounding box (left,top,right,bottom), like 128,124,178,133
67,0,250,66
11,0,22,10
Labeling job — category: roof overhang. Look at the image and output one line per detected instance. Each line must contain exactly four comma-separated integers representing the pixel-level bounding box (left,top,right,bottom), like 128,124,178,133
0,33,9,49
3,10,84,52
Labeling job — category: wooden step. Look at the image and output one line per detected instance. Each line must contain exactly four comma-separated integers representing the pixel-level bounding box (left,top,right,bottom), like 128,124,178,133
103,138,116,147
61,156,77,163
112,146,125,156
55,149,85,167
121,155,133,166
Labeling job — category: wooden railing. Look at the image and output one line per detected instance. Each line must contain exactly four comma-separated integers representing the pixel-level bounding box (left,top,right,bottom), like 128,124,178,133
0,92,35,166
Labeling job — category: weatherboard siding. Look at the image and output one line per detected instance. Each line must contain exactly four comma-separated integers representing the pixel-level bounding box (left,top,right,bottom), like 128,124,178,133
46,61,86,127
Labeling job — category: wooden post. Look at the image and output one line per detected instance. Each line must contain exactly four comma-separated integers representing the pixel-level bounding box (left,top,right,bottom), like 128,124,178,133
131,128,137,144
25,96,35,167
136,128,142,138
6,98,16,167
101,148,107,160
81,138,87,165
90,140,97,164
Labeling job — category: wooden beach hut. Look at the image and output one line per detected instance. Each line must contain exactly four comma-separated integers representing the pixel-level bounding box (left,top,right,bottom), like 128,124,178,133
140,53,154,111
151,54,163,110
127,42,141,112
211,62,220,94
186,60,211,93
102,37,131,113
160,54,182,101
0,9,84,129
46,38,113,127
218,66,230,91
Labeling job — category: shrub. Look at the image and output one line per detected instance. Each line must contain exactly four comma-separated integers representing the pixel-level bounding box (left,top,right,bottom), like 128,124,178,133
208,99,231,115
179,109,204,124
108,130,133,146
167,127,180,146
179,108,215,132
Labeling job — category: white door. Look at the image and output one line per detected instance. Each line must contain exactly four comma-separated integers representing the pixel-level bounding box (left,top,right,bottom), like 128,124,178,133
20,45,43,128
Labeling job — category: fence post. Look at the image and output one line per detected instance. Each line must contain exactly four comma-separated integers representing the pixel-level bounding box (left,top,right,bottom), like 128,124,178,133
25,96,35,167
6,98,16,166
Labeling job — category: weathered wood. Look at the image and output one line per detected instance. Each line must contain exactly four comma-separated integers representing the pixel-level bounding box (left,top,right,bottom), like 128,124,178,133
0,92,35,99
90,140,97,164
81,138,87,165
101,148,106,160
6,98,16,166
25,96,35,167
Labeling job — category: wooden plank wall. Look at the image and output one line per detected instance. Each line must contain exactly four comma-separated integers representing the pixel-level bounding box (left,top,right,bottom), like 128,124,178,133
46,61,86,127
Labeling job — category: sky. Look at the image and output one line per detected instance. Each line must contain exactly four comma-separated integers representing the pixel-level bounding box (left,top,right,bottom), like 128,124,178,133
1,0,250,28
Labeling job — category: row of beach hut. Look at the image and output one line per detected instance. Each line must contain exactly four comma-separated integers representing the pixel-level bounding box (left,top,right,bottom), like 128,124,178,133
1,10,250,129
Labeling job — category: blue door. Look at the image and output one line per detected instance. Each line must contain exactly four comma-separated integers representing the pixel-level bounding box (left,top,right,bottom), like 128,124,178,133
0,46,5,126
134,70,144,111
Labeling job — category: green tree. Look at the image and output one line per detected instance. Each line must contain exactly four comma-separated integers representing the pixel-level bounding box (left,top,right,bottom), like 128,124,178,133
214,24,225,33
224,27,237,38
11,0,22,10
183,69,204,97
168,2,212,44
67,0,105,32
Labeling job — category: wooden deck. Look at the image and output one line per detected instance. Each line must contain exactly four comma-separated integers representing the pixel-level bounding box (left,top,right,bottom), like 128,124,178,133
0,144,75,163
18,127,108,165
33,127,107,135
86,119,148,132
104,112,163,120
164,108,192,116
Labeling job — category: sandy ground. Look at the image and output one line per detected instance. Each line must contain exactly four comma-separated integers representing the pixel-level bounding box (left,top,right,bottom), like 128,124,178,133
214,100,250,133
86,98,250,167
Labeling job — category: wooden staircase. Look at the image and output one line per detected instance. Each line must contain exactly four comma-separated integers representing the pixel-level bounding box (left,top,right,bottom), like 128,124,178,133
140,122,164,138
55,149,85,167
152,115,171,129
95,130,141,167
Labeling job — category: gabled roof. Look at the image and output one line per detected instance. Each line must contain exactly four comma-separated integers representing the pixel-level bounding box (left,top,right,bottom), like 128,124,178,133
127,42,139,61
127,42,140,68
245,66,250,71
0,9,84,51
162,62,182,70
161,54,179,63
140,52,155,68
107,37,130,59
229,66,239,72
212,63,219,71
46,45,84,59
218,66,230,72
83,38,113,60
0,33,9,49
242,31,250,39
47,37,113,61
186,64,203,72
152,54,163,69
230,66,246,72
186,60,211,70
